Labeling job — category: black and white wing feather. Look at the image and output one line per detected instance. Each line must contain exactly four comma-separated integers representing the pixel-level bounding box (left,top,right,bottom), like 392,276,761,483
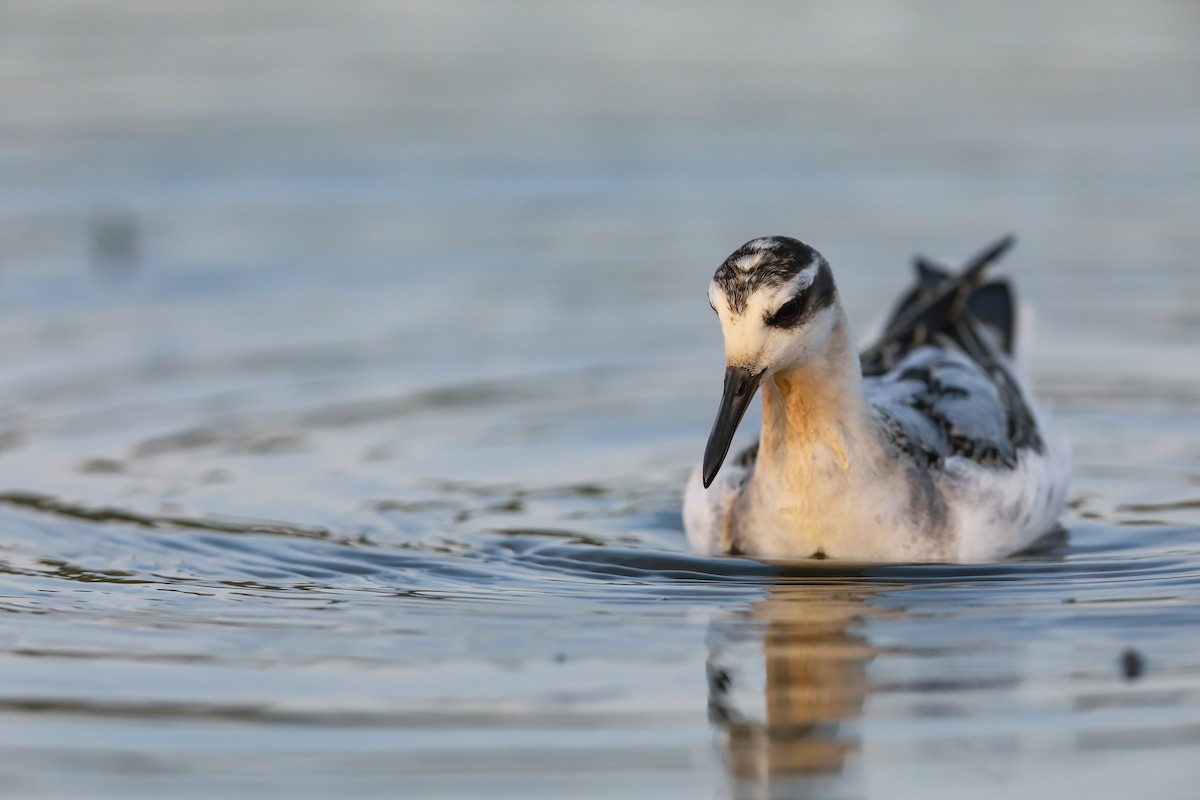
860,235,1046,471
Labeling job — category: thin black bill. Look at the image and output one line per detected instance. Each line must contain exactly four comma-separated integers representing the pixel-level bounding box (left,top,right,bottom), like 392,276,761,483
702,365,764,488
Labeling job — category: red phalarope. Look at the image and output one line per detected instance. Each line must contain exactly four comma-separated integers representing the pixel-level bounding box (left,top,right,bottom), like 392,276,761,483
684,235,1068,562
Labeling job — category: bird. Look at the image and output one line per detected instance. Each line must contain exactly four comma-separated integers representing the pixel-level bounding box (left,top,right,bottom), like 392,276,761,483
683,235,1068,563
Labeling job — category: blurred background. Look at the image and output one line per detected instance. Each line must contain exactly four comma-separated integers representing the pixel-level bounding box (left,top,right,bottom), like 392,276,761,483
1,0,1197,514
1,2,1199,798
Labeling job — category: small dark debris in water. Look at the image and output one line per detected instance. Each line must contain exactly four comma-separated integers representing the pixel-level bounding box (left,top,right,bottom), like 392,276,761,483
553,652,567,664
1063,597,1076,604
492,497,524,512
1120,647,1145,681
200,468,232,485
361,445,395,463
79,457,124,474
566,483,607,496
89,210,141,280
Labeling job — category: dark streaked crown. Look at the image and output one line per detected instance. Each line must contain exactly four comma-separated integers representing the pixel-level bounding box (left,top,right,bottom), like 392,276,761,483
713,236,833,316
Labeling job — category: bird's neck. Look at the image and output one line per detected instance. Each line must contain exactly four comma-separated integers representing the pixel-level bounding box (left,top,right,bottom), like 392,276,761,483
755,311,880,481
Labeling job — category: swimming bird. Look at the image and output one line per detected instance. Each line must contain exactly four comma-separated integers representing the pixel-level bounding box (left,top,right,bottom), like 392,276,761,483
684,235,1068,562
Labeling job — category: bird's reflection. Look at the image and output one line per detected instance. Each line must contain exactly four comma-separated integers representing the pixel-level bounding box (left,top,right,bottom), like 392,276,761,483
707,581,881,795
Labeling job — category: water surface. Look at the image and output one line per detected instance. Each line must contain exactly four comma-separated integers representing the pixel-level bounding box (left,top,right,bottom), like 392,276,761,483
1,2,1199,798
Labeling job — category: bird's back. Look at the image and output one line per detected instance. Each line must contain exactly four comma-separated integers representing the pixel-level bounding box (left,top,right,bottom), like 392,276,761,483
859,236,1068,559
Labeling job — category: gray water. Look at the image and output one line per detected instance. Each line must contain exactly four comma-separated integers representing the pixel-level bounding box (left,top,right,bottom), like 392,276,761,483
2,2,1200,798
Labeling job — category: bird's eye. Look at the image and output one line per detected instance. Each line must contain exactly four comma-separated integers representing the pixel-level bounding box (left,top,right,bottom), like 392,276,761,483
766,295,804,327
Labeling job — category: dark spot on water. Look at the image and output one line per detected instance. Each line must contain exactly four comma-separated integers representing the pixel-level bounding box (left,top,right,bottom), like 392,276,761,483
1120,648,1145,681
565,483,607,496
200,468,232,485
360,445,395,462
89,209,141,280
79,458,124,475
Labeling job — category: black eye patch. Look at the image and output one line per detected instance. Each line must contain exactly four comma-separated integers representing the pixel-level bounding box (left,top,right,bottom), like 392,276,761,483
762,263,837,328
765,294,805,328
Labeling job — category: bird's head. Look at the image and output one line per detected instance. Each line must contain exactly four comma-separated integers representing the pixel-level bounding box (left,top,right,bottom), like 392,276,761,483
702,236,840,487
